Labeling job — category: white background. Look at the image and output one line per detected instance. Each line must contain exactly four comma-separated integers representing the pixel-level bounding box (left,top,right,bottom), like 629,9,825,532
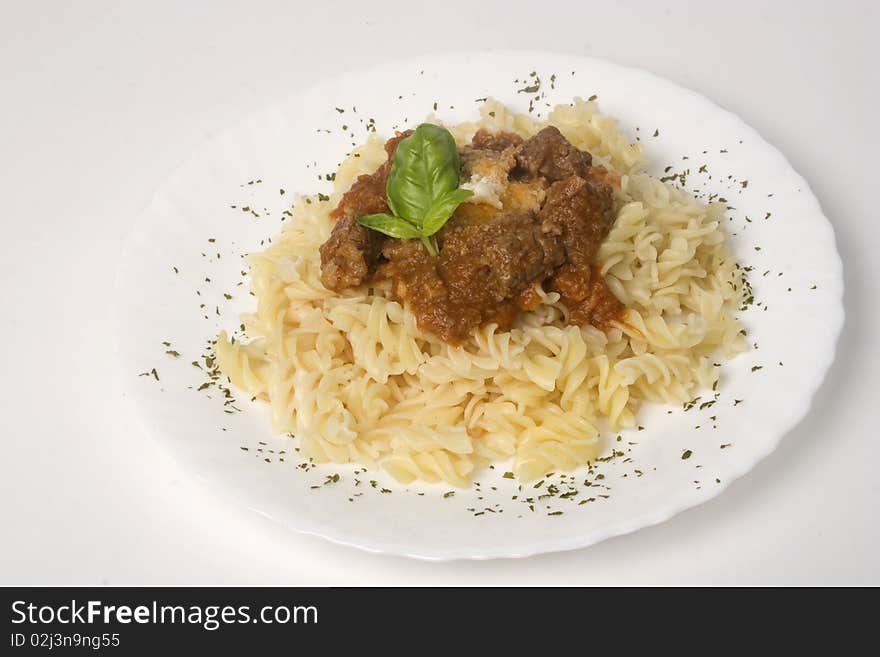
2,0,877,585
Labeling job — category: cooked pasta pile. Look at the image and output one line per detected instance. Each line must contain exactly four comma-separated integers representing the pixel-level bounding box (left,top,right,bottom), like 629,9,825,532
216,98,746,486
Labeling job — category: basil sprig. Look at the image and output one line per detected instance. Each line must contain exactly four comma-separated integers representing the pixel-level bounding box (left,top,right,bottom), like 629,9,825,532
357,123,473,256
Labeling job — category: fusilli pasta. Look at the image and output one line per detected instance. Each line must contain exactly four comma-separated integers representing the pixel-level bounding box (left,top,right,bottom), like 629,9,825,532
216,98,746,485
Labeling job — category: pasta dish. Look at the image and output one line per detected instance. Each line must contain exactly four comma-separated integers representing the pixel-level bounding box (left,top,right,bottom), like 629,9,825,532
215,98,746,487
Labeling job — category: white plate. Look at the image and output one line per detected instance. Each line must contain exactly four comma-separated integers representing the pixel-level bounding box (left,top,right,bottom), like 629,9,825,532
114,51,843,560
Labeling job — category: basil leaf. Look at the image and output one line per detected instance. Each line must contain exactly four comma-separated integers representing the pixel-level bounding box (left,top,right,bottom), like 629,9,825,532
356,213,423,239
386,123,462,227
355,124,470,256
421,187,474,236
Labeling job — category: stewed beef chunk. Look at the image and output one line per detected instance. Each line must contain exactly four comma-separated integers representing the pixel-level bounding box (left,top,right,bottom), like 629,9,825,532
551,263,623,330
319,215,385,291
538,175,615,267
439,212,564,305
537,175,621,329
320,131,412,291
515,126,592,183
377,213,565,343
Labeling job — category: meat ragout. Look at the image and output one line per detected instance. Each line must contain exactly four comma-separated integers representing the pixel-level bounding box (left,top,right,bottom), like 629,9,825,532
319,125,624,343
